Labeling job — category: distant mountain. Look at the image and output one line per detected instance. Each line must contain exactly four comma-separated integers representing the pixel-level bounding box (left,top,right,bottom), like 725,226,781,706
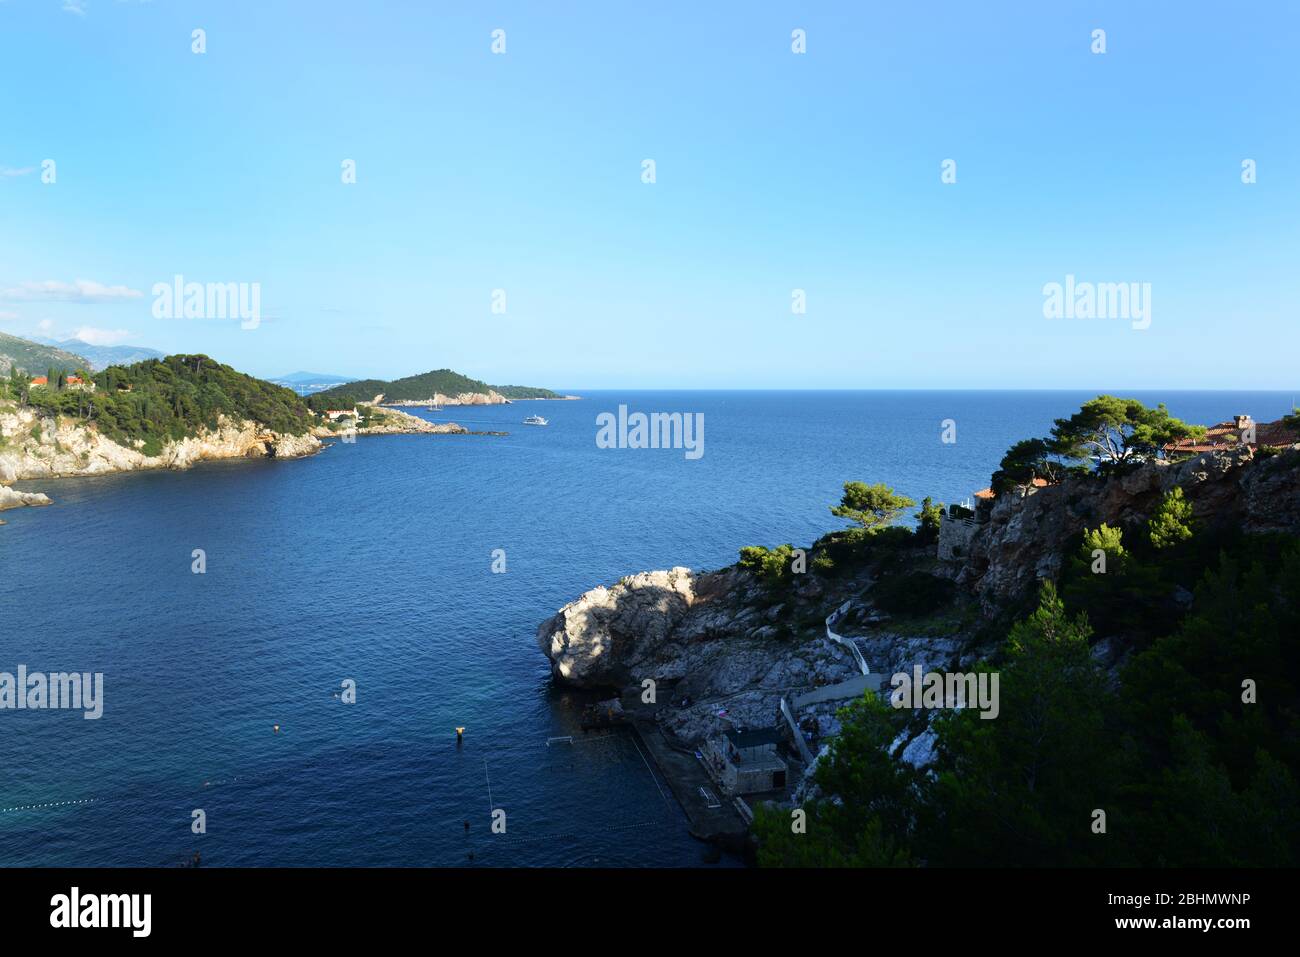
272,372,356,385
0,332,92,377
307,368,559,409
268,372,357,396
33,336,164,371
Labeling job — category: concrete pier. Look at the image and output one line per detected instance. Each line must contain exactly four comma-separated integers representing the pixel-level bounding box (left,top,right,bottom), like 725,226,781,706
630,719,748,847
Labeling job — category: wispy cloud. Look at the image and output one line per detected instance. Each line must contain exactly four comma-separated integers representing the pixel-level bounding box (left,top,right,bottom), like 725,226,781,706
0,279,144,303
0,167,35,178
68,325,132,346
62,1,87,16
0,310,19,321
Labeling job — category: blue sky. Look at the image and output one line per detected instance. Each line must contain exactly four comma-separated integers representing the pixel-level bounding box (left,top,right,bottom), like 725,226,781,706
0,1,1296,389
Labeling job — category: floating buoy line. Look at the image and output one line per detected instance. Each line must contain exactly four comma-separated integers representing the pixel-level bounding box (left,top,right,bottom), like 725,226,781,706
0,726,677,854
0,797,99,814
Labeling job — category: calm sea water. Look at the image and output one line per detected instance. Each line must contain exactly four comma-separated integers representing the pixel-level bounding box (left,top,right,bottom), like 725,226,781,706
1,390,1293,866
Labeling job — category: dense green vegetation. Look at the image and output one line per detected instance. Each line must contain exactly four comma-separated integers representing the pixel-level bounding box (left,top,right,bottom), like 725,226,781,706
1056,486,1252,647
308,368,558,409
738,543,804,584
493,383,562,400
756,521,1300,866
829,481,915,532
739,481,939,590
1,354,314,455
1050,395,1203,464
1147,486,1195,549
870,571,956,617
752,398,1300,867
991,395,1203,492
729,484,961,641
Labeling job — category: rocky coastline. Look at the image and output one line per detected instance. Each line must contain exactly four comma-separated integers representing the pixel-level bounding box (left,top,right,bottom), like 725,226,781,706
383,390,510,408
382,391,581,408
536,444,1300,841
314,404,473,438
0,403,485,523
962,443,1300,605
1,406,321,483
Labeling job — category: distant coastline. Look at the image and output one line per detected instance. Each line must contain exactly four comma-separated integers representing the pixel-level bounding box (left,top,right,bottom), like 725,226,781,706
0,404,495,523
306,368,568,410
0,353,539,524
382,393,581,408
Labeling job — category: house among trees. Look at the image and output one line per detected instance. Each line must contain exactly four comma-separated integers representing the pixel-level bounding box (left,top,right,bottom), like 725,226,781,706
975,477,1050,502
25,373,95,391
1163,414,1299,457
321,408,360,424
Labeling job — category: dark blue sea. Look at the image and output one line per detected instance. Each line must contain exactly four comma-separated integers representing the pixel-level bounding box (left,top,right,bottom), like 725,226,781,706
1,390,1294,866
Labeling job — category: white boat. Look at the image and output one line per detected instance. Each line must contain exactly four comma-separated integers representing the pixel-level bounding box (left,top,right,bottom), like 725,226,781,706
523,414,548,426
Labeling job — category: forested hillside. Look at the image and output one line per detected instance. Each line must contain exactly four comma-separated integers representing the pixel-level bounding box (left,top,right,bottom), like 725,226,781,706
1,354,314,456
308,368,558,408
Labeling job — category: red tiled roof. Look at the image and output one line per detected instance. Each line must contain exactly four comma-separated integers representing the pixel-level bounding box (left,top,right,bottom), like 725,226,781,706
1165,416,1299,455
976,476,1049,501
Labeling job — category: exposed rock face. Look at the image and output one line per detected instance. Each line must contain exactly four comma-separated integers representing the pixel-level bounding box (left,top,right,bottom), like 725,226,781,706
538,566,886,745
0,399,490,526
0,485,52,511
847,630,966,677
310,405,469,438
1238,448,1300,534
963,446,1300,604
537,567,698,687
384,390,509,408
537,445,1300,752
0,406,322,484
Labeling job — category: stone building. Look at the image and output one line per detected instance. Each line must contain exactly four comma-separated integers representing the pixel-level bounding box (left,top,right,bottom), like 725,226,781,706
715,727,787,796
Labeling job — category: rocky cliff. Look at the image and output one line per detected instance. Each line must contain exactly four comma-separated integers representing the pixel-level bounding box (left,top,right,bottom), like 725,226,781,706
0,406,321,520
962,445,1300,604
537,563,964,747
384,390,509,408
0,406,320,483
311,405,470,437
536,444,1300,755
0,483,52,516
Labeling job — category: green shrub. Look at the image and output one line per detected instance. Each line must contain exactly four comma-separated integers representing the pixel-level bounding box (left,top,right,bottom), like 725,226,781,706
739,544,801,584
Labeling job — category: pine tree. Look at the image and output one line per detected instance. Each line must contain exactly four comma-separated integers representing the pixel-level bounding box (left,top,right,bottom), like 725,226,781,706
1148,486,1195,549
